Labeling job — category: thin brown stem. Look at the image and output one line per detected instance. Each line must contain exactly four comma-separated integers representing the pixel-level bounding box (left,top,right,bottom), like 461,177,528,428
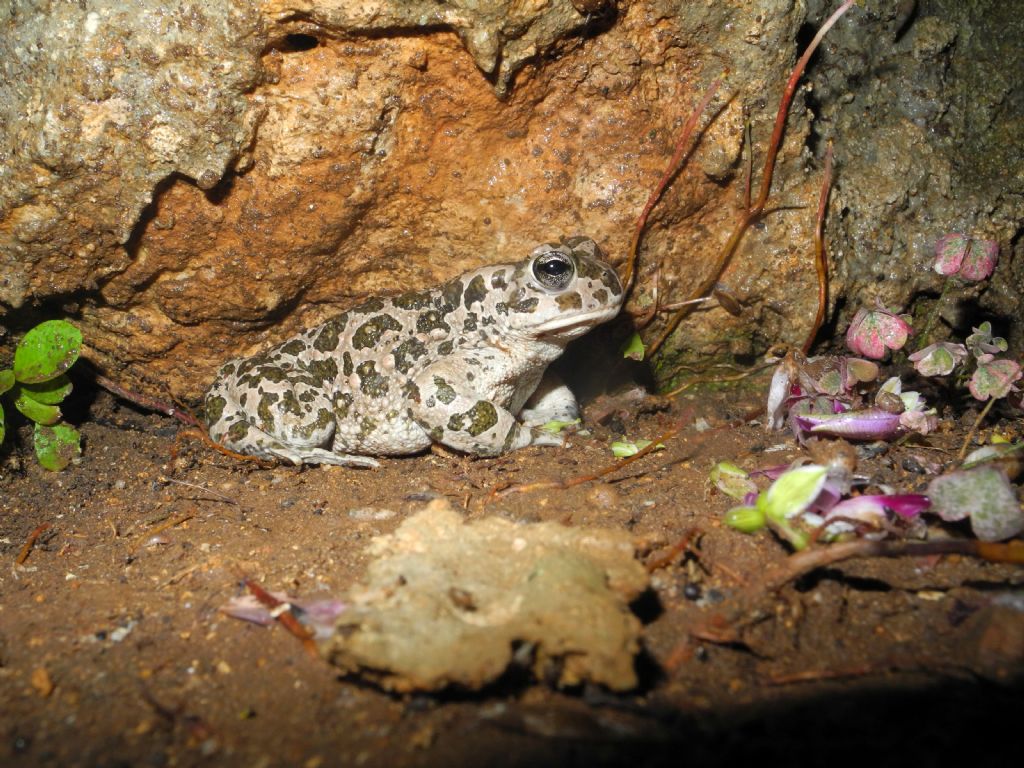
94,373,200,426
648,0,855,361
802,140,834,354
621,77,724,294
958,397,996,460
753,0,854,213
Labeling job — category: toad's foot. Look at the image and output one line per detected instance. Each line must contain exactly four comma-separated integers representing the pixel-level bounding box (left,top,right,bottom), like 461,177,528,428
266,445,380,468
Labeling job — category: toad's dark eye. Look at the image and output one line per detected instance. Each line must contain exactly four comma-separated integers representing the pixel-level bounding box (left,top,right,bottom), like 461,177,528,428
532,253,575,290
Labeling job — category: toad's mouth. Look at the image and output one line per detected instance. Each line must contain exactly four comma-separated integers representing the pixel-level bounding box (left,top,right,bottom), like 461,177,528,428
532,306,622,335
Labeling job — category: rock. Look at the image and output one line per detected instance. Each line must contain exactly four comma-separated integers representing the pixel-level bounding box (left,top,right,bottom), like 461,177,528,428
3,1,1018,400
319,498,648,692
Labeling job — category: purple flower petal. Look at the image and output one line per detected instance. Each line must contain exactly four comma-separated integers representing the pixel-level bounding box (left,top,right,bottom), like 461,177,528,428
824,494,930,524
793,408,903,441
749,464,791,480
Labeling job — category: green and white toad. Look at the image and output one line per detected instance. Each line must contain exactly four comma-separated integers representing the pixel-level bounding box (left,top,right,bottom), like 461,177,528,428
204,237,623,467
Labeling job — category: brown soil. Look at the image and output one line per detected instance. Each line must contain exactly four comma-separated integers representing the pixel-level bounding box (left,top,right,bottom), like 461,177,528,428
1,376,1022,767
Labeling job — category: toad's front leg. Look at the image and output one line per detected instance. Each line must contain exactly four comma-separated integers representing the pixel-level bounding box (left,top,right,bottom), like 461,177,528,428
408,363,563,457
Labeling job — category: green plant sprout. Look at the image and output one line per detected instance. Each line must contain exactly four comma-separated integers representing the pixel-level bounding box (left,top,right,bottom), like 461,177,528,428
0,320,83,470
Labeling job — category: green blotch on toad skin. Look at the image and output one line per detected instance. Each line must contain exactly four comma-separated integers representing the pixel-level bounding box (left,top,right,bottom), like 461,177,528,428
358,416,378,439
352,297,386,314
343,351,354,377
205,395,227,423
335,392,354,418
227,420,251,441
254,366,290,384
449,401,498,437
279,339,307,356
353,314,403,350
306,357,339,383
464,275,487,309
356,361,389,397
440,279,464,311
393,338,428,374
556,292,582,311
294,407,333,439
393,289,433,311
314,315,348,352
433,376,457,405
511,297,540,313
257,392,280,429
281,390,304,416
416,309,450,334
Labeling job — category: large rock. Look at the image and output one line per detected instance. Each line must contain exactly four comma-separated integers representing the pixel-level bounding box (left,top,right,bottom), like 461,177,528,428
1,1,1018,400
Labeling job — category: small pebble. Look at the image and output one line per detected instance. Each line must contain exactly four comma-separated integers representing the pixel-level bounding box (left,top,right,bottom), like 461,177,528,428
586,483,620,508
857,442,889,459
901,455,925,474
683,583,702,601
347,507,397,521
699,588,725,607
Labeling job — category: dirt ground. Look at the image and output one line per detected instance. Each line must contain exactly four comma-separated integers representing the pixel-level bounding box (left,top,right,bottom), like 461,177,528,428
1,367,1022,768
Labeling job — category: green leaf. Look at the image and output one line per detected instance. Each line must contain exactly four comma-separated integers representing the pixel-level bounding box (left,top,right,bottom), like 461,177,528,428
763,464,828,522
611,439,649,458
724,505,766,533
539,418,580,434
33,422,82,471
14,389,61,425
610,438,664,458
13,320,82,384
710,461,757,501
621,332,645,361
20,374,73,404
928,467,1023,542
0,369,14,396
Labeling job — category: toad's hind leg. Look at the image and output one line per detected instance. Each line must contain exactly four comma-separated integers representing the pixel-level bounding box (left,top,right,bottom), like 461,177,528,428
205,361,379,468
518,372,580,428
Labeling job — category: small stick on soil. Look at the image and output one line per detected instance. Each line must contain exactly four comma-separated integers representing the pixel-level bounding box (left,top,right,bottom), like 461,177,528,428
143,510,196,540
16,523,51,565
242,577,319,657
94,373,200,427
130,511,196,556
645,528,702,573
802,140,834,354
958,397,995,460
160,477,240,506
486,409,694,502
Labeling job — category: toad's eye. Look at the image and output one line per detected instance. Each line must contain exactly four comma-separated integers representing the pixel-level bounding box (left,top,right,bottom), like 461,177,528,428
532,253,575,290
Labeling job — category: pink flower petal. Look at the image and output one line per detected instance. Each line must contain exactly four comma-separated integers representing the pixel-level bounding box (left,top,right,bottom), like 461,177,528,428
933,233,969,276
793,408,903,441
958,238,999,281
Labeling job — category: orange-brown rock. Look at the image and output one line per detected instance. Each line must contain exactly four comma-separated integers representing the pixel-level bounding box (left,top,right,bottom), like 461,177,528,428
4,1,1019,402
